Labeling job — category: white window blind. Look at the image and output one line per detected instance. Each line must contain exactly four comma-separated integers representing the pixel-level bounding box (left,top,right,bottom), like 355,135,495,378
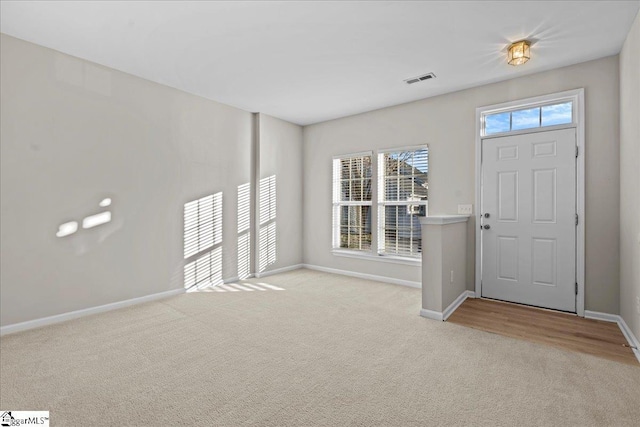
332,153,373,251
378,148,428,258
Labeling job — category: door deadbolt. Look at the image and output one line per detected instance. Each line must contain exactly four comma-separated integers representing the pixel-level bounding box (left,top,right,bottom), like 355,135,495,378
484,213,490,218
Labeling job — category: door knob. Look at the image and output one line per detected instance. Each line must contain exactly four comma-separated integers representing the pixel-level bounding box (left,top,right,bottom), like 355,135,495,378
483,224,491,230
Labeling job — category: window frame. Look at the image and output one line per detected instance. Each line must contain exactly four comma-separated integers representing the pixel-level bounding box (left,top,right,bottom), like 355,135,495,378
332,152,374,254
331,147,428,265
481,97,577,138
377,146,429,259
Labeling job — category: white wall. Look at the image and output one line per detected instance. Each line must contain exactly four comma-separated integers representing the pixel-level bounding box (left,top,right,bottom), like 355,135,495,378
0,35,303,327
0,34,251,325
257,113,303,274
619,12,640,339
303,56,620,314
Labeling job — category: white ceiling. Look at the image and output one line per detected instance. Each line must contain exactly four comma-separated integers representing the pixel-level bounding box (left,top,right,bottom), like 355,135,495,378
1,1,638,125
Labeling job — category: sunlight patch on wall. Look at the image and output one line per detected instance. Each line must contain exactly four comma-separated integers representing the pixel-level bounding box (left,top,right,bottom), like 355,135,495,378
56,221,78,238
237,183,251,279
184,192,223,259
82,211,112,229
56,197,113,238
259,223,276,272
184,246,223,290
183,192,224,290
258,175,277,272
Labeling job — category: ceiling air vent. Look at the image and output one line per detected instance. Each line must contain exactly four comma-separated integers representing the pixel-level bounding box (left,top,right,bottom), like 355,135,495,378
404,72,436,85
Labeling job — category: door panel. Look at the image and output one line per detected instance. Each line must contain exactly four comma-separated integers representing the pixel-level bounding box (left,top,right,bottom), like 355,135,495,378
498,171,518,221
481,128,576,312
532,238,556,286
532,168,556,223
497,236,518,281
498,145,519,160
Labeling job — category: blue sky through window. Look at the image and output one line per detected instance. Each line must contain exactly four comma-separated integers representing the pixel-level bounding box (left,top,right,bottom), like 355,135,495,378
485,112,510,134
511,108,540,130
485,101,572,135
541,102,572,126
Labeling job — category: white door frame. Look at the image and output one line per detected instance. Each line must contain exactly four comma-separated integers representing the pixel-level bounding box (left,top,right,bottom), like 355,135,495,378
474,88,585,316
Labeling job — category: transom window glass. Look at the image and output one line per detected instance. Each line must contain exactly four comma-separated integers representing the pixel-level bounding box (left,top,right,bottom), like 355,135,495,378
484,101,573,135
378,148,428,258
332,154,373,251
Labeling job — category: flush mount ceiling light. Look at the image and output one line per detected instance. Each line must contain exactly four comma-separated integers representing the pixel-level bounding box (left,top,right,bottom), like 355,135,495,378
507,40,531,66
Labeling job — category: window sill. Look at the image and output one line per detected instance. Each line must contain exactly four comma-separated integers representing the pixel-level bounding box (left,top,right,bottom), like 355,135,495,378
332,250,421,266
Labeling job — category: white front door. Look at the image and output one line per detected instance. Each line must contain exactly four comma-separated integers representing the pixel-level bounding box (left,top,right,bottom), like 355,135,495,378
481,128,576,312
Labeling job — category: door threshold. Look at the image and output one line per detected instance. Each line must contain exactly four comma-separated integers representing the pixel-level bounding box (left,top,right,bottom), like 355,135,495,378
479,296,577,316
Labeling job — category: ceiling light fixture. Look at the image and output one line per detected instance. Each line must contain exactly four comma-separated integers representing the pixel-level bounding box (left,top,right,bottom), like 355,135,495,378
507,40,531,66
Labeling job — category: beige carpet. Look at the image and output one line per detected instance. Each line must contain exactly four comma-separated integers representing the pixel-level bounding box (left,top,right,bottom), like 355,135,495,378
1,269,639,426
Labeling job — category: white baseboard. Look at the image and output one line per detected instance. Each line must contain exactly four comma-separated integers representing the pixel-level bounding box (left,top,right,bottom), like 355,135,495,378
420,290,475,322
420,308,443,321
0,288,185,336
302,264,421,288
443,290,476,321
254,264,303,279
584,310,619,323
585,310,640,363
618,317,640,363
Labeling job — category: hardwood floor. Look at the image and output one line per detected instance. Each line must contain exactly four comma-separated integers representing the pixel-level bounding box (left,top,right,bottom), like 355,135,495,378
447,298,639,366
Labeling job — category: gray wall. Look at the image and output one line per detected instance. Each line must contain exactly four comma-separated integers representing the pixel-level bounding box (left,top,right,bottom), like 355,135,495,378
303,56,620,314
619,12,640,339
258,113,303,273
0,35,302,326
421,221,468,313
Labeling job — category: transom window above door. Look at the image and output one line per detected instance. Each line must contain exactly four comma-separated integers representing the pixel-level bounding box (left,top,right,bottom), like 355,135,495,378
484,100,574,136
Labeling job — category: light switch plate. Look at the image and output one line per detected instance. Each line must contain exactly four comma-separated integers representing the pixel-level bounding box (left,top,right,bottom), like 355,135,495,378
458,204,473,215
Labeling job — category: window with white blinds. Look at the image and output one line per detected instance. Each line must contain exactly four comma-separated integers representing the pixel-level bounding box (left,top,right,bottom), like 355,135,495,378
332,153,373,251
183,192,223,289
378,148,428,258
